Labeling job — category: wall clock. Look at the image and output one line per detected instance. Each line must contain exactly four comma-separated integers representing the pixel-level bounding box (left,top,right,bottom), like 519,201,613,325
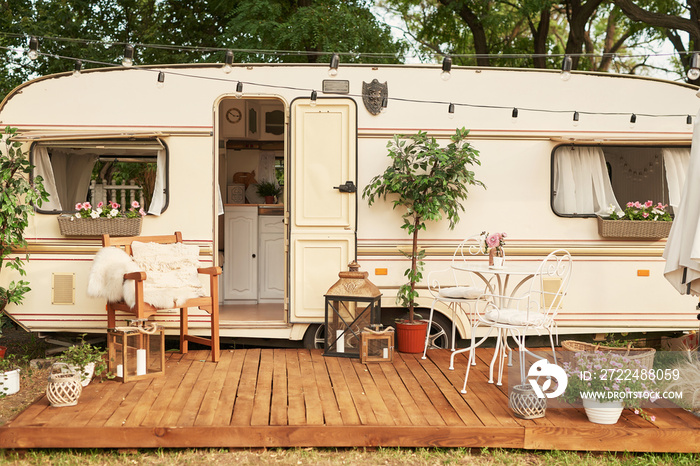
226,107,242,124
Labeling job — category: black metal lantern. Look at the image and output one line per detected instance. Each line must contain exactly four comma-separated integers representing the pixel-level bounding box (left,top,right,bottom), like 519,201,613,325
324,262,382,358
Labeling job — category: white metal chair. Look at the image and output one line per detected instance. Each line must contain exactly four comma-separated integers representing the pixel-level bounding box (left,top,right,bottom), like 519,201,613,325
422,234,487,360
459,249,572,394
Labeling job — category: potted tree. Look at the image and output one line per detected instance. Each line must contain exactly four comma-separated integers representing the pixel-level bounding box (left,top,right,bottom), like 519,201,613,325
363,128,485,352
59,334,107,386
1,127,48,345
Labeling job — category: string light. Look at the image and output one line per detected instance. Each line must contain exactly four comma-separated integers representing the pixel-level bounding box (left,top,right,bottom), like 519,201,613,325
328,53,339,77
27,36,39,60
630,113,637,124
380,96,388,114
441,57,452,81
310,90,317,107
512,108,519,118
573,111,580,126
223,50,233,74
561,56,572,81
235,81,243,98
157,71,165,88
73,60,82,77
448,103,455,119
688,53,700,80
687,115,693,125
122,44,134,67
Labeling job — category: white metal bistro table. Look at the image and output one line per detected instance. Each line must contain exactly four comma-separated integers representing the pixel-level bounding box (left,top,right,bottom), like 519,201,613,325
447,260,543,385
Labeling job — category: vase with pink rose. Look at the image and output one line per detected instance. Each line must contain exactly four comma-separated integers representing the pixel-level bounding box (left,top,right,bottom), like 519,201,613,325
483,231,506,268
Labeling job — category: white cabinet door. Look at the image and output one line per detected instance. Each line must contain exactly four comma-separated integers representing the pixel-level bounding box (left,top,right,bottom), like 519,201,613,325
224,206,258,301
258,216,284,300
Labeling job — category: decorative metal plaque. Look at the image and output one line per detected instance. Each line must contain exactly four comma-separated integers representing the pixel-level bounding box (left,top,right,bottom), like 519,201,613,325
362,79,388,115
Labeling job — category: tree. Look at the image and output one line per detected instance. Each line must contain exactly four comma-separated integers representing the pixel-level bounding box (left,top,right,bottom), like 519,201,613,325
362,128,485,323
0,127,49,330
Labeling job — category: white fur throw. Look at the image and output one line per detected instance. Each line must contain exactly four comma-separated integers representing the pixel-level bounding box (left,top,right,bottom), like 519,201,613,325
87,242,206,309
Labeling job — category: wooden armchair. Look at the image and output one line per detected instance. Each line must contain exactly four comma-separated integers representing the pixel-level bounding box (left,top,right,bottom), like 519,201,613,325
102,231,221,362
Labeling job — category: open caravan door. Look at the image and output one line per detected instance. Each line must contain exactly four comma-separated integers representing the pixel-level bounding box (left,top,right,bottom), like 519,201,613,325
289,98,357,322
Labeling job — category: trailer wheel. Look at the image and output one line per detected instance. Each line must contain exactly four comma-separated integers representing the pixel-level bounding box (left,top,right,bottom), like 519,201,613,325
303,324,325,350
425,313,454,350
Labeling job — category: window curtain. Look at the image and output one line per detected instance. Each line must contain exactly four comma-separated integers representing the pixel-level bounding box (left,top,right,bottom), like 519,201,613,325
32,146,62,211
50,150,99,209
662,147,690,209
553,146,621,216
147,149,166,215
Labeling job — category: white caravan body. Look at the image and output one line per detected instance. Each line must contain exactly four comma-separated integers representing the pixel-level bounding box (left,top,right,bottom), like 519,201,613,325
1,63,699,344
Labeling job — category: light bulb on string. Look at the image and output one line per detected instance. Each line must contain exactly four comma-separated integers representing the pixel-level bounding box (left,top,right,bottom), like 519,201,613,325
629,113,637,128
573,111,580,127
380,96,388,114
27,36,39,60
448,103,455,119
223,50,233,74
688,53,700,80
511,108,518,124
235,81,243,98
328,54,339,77
561,56,572,81
310,90,317,107
122,44,134,67
441,57,452,81
156,71,165,89
73,60,82,77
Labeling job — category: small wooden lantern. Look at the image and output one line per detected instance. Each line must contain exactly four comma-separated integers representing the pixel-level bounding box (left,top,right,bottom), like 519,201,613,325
324,261,382,358
360,325,394,363
107,320,165,383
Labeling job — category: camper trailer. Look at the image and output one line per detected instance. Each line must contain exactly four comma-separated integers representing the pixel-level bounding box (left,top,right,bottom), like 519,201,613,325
1,63,699,349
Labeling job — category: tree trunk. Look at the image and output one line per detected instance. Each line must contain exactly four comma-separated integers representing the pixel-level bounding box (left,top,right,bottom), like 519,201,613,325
409,215,421,322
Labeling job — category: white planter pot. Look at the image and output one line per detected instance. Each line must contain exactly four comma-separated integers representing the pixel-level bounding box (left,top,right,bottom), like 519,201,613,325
582,398,624,424
67,362,95,387
0,368,20,396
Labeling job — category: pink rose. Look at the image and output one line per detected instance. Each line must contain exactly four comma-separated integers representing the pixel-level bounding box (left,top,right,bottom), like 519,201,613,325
486,234,501,248
131,201,140,208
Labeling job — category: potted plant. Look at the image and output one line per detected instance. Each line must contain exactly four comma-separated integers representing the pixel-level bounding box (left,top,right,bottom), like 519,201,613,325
0,353,22,397
598,200,673,239
1,126,49,344
363,128,485,353
562,350,655,424
256,181,282,204
57,199,146,236
59,334,107,387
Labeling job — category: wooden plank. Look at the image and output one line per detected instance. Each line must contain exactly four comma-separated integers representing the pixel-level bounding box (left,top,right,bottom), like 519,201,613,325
377,360,428,426
322,354,361,425
155,355,206,426
177,357,219,426
250,349,274,426
399,353,467,426
284,349,306,426
351,359,395,426
139,354,196,426
309,350,343,426
212,349,246,426
392,353,448,426
230,348,261,426
83,381,139,427
365,362,412,425
104,379,156,427
269,348,288,426
337,356,378,425
193,349,234,426
297,350,325,425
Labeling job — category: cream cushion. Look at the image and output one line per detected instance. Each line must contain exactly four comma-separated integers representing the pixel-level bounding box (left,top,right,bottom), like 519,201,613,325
438,286,482,299
484,308,544,326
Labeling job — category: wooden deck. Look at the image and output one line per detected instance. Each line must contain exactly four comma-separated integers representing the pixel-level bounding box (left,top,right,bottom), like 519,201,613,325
1,347,699,451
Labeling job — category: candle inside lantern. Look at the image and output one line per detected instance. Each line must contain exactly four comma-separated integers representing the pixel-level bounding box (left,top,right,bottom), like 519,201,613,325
336,329,345,353
116,364,123,378
136,349,147,375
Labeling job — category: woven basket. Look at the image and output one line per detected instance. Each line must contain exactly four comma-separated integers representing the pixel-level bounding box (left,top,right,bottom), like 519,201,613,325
46,363,82,407
597,216,672,239
560,340,656,371
57,215,142,237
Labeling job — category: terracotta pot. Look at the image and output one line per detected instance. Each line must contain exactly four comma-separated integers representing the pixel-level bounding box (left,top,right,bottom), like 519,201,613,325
0,346,6,359
396,320,428,353
264,195,275,204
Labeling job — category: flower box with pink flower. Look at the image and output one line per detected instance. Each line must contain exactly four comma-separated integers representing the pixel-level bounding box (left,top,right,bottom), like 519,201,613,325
597,200,672,239
57,201,146,237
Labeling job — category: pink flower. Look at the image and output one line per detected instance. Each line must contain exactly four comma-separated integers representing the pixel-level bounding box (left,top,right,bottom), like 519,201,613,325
110,201,120,209
644,200,653,208
131,201,140,209
634,201,643,208
634,409,639,414
97,201,104,208
139,208,146,217
486,234,501,248
75,203,83,210
83,202,91,210
642,212,649,218
650,415,656,421
626,202,634,208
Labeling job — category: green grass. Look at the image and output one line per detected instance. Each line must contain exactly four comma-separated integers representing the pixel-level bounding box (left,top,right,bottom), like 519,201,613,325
0,448,698,466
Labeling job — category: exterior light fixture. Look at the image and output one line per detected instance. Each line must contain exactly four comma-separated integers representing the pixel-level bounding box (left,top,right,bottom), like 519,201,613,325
73,60,82,77
235,81,243,98
223,50,233,74
687,115,693,125
688,53,700,80
122,44,134,67
630,113,637,124
310,90,317,107
512,108,519,118
328,53,339,77
27,36,39,60
156,71,165,88
441,57,452,81
561,56,572,81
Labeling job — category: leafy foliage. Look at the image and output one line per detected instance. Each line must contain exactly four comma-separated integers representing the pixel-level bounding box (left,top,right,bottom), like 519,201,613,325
58,334,107,382
0,127,49,329
363,128,485,322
